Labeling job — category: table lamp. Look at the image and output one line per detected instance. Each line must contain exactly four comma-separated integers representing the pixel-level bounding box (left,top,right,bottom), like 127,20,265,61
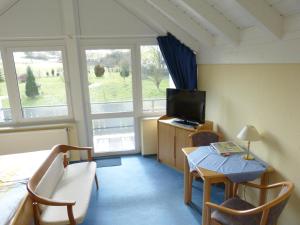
237,125,260,160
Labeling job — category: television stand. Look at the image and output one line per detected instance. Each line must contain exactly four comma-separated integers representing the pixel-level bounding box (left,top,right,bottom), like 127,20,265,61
157,116,213,171
173,119,199,128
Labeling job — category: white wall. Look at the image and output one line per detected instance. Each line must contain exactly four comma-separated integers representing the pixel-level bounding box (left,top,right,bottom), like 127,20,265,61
0,0,157,39
0,0,63,38
78,0,157,37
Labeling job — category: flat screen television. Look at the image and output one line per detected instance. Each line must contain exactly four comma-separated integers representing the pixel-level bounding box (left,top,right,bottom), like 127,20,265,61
166,88,206,125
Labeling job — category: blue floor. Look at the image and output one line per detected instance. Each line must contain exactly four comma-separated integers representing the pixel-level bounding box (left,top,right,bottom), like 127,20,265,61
82,155,224,225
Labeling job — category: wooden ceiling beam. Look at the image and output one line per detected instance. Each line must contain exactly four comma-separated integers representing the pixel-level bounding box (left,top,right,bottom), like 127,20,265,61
115,0,202,52
147,0,214,47
176,0,240,45
235,0,283,39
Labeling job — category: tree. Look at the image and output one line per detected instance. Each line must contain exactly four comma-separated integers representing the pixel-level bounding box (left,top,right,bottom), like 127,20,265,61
99,50,131,72
25,66,39,98
145,65,165,90
94,64,105,78
142,47,168,90
0,69,4,82
119,60,130,80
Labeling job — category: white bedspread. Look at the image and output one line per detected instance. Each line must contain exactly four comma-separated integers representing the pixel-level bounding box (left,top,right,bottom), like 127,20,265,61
0,150,50,225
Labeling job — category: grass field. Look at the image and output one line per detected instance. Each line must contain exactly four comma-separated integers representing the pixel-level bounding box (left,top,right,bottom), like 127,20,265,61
0,72,169,109
88,72,168,103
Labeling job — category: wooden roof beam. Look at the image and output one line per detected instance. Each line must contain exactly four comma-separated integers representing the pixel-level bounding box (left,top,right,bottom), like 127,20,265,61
235,0,283,39
147,0,214,47
115,0,202,52
176,0,240,45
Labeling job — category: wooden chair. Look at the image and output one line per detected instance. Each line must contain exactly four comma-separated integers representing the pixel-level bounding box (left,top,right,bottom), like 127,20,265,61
205,181,294,225
188,130,226,191
189,130,222,147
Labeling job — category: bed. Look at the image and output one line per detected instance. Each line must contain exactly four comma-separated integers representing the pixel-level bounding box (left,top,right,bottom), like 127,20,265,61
0,150,50,225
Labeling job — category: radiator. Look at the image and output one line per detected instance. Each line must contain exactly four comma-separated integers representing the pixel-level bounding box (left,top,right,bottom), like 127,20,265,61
0,128,69,155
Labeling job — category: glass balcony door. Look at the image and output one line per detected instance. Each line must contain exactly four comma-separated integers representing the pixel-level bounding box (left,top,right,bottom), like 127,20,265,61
84,48,139,156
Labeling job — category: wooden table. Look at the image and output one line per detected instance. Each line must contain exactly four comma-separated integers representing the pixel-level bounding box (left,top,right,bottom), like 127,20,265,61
182,147,274,225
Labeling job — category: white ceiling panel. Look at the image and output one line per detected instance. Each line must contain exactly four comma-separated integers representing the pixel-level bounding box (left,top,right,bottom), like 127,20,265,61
205,0,257,29
0,0,19,16
265,0,300,16
170,0,220,36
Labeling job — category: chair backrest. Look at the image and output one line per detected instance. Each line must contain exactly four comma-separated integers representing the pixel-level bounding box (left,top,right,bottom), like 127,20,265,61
189,130,221,147
265,182,294,225
35,153,64,198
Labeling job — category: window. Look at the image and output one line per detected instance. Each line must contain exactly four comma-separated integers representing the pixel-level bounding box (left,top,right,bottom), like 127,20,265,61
13,50,69,119
0,54,12,122
84,48,136,154
85,49,133,114
141,45,174,113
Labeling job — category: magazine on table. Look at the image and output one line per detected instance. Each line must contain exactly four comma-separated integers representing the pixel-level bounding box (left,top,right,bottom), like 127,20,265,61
210,141,244,156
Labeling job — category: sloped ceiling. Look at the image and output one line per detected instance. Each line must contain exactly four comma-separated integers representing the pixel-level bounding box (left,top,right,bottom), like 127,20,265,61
0,0,19,16
1,0,300,53
116,0,300,51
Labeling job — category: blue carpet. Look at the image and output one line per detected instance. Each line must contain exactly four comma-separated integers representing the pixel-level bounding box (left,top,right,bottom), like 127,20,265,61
82,155,224,225
95,157,122,168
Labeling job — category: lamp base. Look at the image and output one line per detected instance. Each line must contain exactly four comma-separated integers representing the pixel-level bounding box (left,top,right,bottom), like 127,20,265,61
243,154,254,160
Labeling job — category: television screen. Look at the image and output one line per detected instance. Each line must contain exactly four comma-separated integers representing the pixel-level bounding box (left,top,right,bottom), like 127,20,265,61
166,88,206,124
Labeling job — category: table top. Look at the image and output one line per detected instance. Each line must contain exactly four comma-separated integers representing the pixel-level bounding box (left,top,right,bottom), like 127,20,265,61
182,147,274,179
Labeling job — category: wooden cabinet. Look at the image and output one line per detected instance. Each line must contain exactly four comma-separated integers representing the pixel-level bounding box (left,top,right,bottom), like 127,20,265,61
175,128,192,171
157,117,213,171
158,122,175,166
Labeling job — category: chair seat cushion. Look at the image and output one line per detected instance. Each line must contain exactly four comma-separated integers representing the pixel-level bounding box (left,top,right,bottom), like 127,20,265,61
211,197,262,225
40,162,96,225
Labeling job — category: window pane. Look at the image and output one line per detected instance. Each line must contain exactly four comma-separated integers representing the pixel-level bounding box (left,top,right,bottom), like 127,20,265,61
141,45,174,113
13,51,68,118
85,49,133,114
0,54,12,122
92,117,135,153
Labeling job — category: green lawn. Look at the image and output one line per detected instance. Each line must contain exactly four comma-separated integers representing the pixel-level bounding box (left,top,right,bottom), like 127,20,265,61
88,72,168,103
0,81,10,108
19,76,67,107
0,72,169,108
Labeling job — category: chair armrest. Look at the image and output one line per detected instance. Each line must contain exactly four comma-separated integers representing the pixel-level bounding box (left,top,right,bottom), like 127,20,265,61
205,202,262,216
27,184,76,206
34,195,76,206
243,182,287,190
58,144,93,161
27,184,77,225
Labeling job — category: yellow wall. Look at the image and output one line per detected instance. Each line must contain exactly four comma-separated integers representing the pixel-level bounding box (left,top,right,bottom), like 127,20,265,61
198,64,300,225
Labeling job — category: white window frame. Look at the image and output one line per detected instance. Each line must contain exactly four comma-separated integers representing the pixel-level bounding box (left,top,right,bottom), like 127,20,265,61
2,46,73,124
0,48,14,125
81,43,141,155
79,38,171,155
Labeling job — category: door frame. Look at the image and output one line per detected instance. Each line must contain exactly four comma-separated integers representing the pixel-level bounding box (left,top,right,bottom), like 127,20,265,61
80,44,142,157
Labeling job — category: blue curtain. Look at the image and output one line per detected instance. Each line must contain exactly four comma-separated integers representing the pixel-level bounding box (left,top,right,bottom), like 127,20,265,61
157,33,197,90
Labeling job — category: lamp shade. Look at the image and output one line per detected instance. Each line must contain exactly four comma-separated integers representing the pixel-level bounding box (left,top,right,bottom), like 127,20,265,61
237,125,260,141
